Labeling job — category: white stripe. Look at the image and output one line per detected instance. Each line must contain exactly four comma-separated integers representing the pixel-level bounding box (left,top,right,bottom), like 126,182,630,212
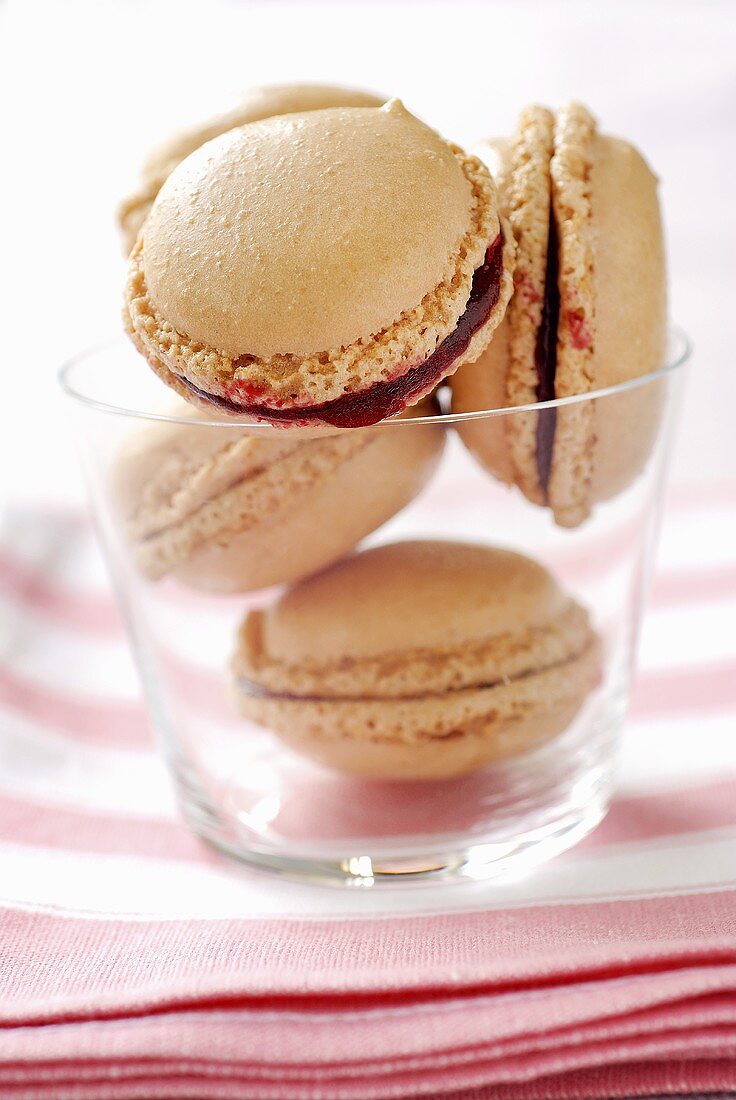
0,706,174,818
656,503,736,572
619,712,736,794
638,598,736,670
0,593,139,697
0,830,735,920
1,511,109,589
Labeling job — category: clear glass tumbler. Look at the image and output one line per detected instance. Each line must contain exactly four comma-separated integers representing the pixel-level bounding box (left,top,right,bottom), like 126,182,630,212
60,333,688,887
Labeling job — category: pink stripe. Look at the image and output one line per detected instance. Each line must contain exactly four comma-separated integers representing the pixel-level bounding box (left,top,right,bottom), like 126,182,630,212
4,965,736,1094
0,1066,732,1100
2,506,735,639
3,966,736,1062
0,792,205,862
158,650,240,726
648,560,736,607
550,517,645,583
631,662,736,718
0,669,151,748
581,779,736,848
2,766,735,863
668,480,736,509
7,552,735,641
0,550,122,636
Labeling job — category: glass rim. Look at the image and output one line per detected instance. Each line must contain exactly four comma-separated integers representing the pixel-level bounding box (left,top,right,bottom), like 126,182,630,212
58,326,691,430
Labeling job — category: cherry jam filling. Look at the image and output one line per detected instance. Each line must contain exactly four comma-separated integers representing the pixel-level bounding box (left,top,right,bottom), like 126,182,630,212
534,213,560,495
181,233,505,428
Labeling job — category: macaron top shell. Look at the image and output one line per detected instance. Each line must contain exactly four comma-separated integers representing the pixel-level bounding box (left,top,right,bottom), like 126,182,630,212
142,99,481,359
118,83,384,250
591,134,666,390
141,83,385,184
235,540,594,698
125,100,512,424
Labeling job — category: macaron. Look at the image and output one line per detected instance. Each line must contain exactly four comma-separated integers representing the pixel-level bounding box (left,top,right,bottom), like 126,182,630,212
118,83,385,251
232,540,600,780
111,400,445,594
124,99,515,429
451,103,667,527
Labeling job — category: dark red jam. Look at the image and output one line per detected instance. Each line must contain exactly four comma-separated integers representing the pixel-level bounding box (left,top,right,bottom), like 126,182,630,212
181,233,505,428
534,213,560,495
566,308,592,351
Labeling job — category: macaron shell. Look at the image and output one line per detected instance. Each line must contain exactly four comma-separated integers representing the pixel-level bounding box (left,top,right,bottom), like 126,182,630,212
236,635,600,780
119,84,384,251
112,405,300,542
455,103,597,526
247,697,582,781
240,595,593,700
587,134,667,502
136,430,371,584
174,417,446,594
452,106,666,525
142,84,385,182
449,317,515,486
141,100,477,360
450,115,551,503
450,121,562,508
499,109,556,505
450,216,516,390
250,541,568,666
545,103,598,528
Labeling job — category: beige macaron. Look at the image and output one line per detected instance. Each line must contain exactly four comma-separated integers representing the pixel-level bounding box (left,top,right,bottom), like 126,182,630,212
111,400,445,594
124,99,515,428
118,83,385,251
232,540,600,780
451,103,667,527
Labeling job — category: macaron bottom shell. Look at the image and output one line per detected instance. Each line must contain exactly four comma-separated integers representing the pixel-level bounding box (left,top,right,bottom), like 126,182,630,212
235,637,600,781
175,231,509,429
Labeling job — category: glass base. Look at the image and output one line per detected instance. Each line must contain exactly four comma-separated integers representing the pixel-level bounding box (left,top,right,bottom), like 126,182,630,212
176,752,613,889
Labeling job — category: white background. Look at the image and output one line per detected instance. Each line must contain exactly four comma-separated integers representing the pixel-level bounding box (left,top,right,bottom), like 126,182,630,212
0,0,734,509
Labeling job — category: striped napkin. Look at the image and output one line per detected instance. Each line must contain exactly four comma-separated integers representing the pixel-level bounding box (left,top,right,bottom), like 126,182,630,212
0,484,735,1100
